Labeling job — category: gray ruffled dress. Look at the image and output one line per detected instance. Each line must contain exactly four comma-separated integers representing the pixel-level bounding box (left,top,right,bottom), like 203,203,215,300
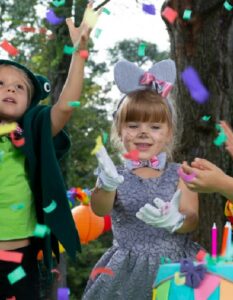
82,163,201,300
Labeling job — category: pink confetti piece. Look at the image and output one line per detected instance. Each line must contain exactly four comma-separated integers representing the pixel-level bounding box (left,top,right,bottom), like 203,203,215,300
0,40,19,56
0,250,23,263
123,149,140,161
177,167,196,182
79,50,89,59
46,9,65,25
6,297,16,300
51,268,62,281
90,267,114,280
161,7,178,24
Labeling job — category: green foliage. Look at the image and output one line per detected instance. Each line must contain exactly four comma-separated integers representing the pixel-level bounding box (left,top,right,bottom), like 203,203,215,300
108,39,169,67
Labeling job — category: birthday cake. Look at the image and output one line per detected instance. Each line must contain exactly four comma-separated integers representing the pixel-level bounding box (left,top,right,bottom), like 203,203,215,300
153,258,233,300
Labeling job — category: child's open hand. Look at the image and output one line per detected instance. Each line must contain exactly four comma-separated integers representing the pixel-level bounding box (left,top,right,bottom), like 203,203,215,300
66,2,99,50
181,159,226,193
95,145,124,192
136,189,185,233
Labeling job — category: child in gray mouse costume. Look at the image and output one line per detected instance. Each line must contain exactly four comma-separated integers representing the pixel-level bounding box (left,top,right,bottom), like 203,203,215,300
82,59,201,300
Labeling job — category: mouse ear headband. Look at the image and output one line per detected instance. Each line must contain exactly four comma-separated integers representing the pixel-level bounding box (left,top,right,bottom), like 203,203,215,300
113,59,176,116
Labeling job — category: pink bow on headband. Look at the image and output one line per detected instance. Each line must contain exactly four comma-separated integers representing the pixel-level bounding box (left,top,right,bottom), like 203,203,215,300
140,72,173,98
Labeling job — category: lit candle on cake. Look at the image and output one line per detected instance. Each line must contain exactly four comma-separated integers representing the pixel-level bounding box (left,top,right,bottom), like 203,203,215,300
221,221,229,257
211,222,217,258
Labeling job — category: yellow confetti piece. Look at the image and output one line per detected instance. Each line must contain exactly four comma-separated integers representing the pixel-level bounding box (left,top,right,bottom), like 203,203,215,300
91,135,103,155
83,7,99,28
152,288,157,300
0,122,17,136
174,271,186,285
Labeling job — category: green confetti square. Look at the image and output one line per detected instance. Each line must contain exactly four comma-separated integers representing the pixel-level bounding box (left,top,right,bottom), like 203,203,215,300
138,43,146,57
33,224,50,238
224,1,233,11
8,266,26,284
183,9,192,20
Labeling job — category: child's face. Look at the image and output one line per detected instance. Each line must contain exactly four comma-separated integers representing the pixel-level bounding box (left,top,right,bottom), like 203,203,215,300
121,121,171,160
0,66,30,121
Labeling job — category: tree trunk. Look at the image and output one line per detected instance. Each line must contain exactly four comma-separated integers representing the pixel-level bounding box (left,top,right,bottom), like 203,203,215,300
162,0,233,251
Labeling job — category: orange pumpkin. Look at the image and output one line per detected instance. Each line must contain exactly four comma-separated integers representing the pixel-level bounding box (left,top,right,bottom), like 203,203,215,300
72,204,104,244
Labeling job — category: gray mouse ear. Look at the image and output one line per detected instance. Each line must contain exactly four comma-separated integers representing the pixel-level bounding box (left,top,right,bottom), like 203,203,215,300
114,60,145,94
149,59,176,84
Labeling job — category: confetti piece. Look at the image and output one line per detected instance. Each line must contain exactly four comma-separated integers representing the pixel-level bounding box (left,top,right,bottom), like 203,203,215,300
161,6,178,24
52,0,66,7
68,101,80,107
177,167,196,182
0,250,23,263
224,1,233,10
63,45,76,55
51,268,62,281
123,150,140,161
91,135,103,155
183,9,192,20
0,40,19,56
160,256,171,264
46,9,65,25
196,249,207,262
94,28,102,38
10,203,25,211
181,66,210,104
0,150,4,162
201,115,211,121
102,131,108,144
6,297,16,300
0,122,17,136
8,266,26,284
83,7,99,28
20,26,36,33
174,272,186,285
142,4,156,15
79,50,89,59
9,131,25,147
33,224,50,238
214,124,227,146
57,287,70,300
43,200,57,213
90,267,114,280
102,7,111,15
138,42,146,57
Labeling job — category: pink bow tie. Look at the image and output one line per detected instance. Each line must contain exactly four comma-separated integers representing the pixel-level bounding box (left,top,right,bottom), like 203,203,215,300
125,152,167,171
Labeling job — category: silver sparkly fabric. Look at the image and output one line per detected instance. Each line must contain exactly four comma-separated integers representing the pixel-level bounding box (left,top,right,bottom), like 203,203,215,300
82,163,201,300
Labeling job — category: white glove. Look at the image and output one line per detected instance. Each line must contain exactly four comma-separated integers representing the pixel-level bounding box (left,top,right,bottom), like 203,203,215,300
95,146,124,191
136,190,186,233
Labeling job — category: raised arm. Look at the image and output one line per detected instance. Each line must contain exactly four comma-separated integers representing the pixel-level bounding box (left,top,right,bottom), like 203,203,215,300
51,7,93,136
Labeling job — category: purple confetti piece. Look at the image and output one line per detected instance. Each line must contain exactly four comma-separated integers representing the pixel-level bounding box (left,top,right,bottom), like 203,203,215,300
46,9,65,25
57,288,70,300
181,66,210,104
142,4,156,15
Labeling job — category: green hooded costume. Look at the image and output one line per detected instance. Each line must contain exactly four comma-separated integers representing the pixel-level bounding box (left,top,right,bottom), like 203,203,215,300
0,59,81,269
